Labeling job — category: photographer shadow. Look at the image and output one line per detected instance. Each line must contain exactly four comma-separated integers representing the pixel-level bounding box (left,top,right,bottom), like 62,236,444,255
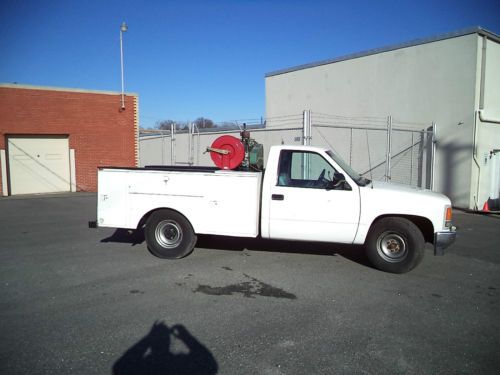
113,321,218,375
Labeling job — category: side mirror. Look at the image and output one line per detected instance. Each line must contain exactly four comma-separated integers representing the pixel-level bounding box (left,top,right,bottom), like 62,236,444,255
326,173,351,191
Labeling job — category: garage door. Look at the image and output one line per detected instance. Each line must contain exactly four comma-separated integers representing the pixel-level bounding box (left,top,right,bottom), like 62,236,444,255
7,136,71,195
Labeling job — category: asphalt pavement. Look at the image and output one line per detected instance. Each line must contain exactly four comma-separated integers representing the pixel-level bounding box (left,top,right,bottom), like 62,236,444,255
0,193,499,374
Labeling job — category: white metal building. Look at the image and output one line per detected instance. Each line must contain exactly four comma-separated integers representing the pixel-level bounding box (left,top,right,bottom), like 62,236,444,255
265,27,500,210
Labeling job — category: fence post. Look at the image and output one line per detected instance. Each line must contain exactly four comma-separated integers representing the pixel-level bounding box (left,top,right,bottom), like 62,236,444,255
303,110,311,146
350,128,353,165
161,133,165,164
410,132,414,185
188,122,193,166
385,115,393,181
302,110,311,179
170,123,176,165
431,122,436,191
421,131,427,189
193,123,200,166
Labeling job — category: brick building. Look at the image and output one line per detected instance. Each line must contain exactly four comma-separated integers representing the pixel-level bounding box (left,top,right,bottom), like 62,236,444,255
0,84,138,195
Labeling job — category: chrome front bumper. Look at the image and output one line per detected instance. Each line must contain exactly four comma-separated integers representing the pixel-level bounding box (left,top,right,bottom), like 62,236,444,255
434,226,457,256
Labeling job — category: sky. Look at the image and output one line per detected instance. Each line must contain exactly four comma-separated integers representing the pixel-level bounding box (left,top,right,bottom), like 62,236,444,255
1,0,499,129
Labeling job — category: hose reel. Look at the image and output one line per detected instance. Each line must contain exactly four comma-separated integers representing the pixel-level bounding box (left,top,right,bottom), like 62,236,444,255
206,125,264,171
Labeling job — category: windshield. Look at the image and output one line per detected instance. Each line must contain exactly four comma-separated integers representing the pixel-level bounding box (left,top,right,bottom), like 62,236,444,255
326,150,371,186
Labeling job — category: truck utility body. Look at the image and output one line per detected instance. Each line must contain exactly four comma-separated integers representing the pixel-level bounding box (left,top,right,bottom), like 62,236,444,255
98,165,262,238
97,145,456,273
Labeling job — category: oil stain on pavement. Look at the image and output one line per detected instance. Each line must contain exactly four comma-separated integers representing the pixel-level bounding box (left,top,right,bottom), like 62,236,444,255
194,273,297,300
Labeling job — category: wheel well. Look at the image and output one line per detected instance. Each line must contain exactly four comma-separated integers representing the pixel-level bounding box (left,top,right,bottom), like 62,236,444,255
370,214,434,244
136,208,188,231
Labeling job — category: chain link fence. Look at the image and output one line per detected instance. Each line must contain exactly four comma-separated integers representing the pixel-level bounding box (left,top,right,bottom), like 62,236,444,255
139,112,434,189
310,113,434,188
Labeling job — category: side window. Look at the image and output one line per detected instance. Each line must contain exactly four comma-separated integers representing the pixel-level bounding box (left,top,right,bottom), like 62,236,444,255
277,150,339,189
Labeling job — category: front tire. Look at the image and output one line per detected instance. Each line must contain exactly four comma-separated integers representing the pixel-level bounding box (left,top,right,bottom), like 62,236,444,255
145,209,196,259
365,217,425,273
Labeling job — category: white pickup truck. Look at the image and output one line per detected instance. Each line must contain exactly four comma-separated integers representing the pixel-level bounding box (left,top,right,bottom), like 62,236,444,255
96,144,456,273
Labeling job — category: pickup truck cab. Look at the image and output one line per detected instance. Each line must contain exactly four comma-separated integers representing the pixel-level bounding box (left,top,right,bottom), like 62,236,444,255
97,145,456,273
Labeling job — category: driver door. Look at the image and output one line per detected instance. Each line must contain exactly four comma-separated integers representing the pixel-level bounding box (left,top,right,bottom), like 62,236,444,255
268,149,360,243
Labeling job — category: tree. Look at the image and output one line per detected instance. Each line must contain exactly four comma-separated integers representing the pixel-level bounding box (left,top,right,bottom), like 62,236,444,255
194,117,215,129
156,119,175,130
155,120,188,131
155,117,216,132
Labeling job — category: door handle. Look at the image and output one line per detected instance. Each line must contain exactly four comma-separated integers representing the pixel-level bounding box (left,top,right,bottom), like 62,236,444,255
272,194,284,201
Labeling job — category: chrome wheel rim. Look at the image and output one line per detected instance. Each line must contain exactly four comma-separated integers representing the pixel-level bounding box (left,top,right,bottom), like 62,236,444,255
155,220,183,248
376,231,407,263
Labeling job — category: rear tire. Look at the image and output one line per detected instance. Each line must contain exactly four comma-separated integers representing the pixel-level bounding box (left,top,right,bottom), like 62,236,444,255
145,209,196,259
365,217,425,273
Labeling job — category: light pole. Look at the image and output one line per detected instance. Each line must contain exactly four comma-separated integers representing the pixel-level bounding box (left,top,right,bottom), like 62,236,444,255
120,22,128,109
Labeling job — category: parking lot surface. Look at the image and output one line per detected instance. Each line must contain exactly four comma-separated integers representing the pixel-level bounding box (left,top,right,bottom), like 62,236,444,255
0,193,499,374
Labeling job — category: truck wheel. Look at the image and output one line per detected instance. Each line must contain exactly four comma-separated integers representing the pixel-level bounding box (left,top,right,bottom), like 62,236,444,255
145,209,197,259
365,217,425,273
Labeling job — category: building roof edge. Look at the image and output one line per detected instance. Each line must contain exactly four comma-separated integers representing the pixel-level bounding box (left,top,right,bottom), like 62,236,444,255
265,26,500,78
0,83,138,97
